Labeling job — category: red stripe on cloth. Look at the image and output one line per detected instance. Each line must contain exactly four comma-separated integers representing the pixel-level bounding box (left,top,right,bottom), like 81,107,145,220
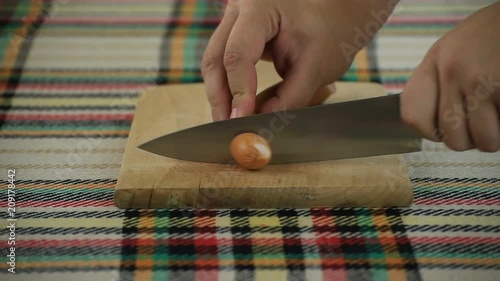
194,260,219,267
0,113,134,121
316,234,342,246
194,237,219,247
283,237,302,246
19,200,114,207
136,238,155,247
169,238,200,246
1,16,221,25
393,237,412,245
193,210,219,280
196,270,218,281
383,84,405,91
378,236,405,245
311,211,347,278
232,238,254,246
414,198,500,206
18,239,122,248
5,84,149,91
409,236,500,245
323,268,348,281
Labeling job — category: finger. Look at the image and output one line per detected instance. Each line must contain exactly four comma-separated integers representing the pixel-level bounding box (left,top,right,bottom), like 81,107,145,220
258,58,323,114
466,96,500,152
255,83,279,113
308,83,335,106
401,57,441,141
224,6,278,118
201,5,239,121
439,87,473,151
255,83,334,113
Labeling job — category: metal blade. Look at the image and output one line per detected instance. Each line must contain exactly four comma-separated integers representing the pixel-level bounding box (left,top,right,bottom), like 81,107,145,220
138,94,421,164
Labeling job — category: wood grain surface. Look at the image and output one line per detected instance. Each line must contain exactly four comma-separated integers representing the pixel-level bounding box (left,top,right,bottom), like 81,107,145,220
114,62,413,208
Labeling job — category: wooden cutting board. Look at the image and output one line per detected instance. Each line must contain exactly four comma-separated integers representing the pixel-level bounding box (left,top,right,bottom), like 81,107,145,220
114,62,413,209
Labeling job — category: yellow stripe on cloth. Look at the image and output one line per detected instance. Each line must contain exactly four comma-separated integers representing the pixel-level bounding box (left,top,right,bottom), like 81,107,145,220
250,216,281,227
402,216,499,226
1,218,124,228
256,270,288,281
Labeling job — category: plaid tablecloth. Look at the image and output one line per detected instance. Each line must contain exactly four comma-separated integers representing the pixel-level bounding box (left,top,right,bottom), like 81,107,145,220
1,0,499,280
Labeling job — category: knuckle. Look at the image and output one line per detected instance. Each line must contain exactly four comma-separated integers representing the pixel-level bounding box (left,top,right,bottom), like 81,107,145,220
227,0,242,9
438,57,459,86
223,44,243,73
206,89,229,112
230,90,245,100
400,106,417,128
209,101,222,117
463,70,482,95
238,0,254,10
400,94,420,129
230,90,247,108
430,41,458,85
207,93,221,109
221,0,242,17
426,41,441,62
207,93,229,120
201,50,218,77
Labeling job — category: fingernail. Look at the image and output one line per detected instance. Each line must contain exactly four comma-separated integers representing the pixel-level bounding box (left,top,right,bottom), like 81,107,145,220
230,108,239,119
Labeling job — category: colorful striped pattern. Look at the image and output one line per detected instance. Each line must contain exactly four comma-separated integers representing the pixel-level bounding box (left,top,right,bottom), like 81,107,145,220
0,0,499,280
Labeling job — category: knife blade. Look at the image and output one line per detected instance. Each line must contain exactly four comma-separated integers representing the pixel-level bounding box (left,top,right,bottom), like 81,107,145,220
138,93,421,164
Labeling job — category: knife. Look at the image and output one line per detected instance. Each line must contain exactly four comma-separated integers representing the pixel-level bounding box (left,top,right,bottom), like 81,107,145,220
138,93,422,164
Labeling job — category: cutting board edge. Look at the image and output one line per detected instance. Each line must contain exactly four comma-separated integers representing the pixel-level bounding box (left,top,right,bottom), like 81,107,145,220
114,186,413,208
115,178,414,209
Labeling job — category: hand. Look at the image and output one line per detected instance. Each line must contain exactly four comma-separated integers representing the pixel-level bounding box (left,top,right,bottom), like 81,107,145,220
401,2,500,152
202,0,398,121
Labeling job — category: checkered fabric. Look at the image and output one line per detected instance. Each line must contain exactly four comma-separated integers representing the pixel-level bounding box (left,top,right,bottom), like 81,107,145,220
0,0,499,281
